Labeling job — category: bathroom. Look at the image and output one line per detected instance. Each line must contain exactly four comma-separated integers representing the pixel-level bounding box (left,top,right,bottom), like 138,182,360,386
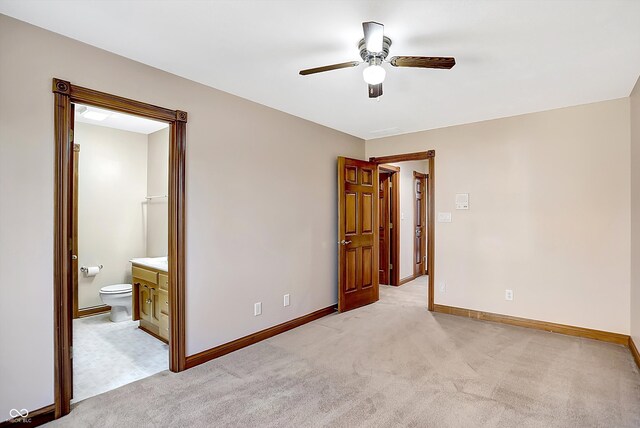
72,103,170,402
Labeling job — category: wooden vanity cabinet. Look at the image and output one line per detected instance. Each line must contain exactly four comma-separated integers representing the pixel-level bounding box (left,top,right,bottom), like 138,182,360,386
132,265,169,343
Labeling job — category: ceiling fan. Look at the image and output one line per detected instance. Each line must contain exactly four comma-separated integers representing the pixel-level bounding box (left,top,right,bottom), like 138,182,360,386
299,21,456,98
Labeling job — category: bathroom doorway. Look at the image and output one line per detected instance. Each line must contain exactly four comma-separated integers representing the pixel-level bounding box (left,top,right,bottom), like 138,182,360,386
52,79,187,418
70,102,171,402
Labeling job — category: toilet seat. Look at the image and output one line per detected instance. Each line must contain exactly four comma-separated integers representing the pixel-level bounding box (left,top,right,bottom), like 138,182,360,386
100,283,132,294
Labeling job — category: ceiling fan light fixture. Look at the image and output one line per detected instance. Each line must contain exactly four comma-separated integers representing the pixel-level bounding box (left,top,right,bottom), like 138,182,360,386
363,64,386,85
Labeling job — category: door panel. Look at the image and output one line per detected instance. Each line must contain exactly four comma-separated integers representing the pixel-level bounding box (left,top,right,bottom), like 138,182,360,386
338,157,379,312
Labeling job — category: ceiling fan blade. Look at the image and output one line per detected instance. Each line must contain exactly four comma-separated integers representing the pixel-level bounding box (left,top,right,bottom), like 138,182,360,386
389,56,456,69
362,21,384,53
299,61,360,76
368,83,383,98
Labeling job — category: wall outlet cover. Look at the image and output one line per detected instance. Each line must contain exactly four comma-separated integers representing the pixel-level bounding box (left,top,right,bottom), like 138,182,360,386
505,290,513,301
439,282,446,293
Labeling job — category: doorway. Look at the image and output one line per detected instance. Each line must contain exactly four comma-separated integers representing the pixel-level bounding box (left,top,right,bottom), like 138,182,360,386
413,172,428,277
378,164,399,286
70,102,171,402
52,78,187,418
337,151,435,313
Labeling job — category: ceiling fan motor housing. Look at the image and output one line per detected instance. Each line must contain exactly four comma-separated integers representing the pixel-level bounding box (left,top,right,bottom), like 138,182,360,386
358,36,392,62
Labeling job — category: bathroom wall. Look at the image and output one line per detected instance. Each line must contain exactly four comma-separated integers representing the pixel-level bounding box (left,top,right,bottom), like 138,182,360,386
146,127,169,257
76,122,148,309
389,160,429,281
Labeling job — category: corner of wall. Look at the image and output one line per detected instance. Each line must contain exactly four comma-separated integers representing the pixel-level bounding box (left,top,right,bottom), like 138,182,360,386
630,74,640,345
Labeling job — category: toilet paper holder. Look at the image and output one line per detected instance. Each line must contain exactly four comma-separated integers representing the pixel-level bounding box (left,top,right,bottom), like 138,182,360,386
80,265,103,273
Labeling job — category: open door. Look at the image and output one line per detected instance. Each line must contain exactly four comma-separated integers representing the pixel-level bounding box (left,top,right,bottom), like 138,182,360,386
338,157,379,312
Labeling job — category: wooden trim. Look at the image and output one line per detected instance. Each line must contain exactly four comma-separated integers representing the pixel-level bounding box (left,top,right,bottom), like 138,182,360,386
185,306,336,369
433,304,629,345
0,404,55,427
390,171,400,286
630,337,640,370
72,141,79,318
76,305,111,318
53,78,186,123
53,88,73,418
399,273,418,285
52,78,188,419
369,150,434,164
370,151,435,310
379,163,400,172
427,158,434,310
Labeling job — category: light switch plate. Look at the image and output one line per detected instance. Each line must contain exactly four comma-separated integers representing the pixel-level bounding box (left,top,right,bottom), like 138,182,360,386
284,294,290,307
437,212,452,223
456,193,469,210
254,302,262,316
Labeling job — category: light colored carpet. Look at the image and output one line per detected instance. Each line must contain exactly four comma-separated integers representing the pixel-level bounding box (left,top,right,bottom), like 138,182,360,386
50,276,640,427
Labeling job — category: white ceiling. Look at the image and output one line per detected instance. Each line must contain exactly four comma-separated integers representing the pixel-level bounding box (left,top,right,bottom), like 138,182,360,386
2,0,640,139
74,103,169,135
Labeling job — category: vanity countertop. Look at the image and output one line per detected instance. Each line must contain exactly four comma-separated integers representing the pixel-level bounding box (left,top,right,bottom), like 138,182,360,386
130,256,168,272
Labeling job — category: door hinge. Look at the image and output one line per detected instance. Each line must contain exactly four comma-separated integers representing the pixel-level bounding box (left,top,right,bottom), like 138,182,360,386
389,264,393,270
70,346,73,359
69,129,74,143
389,181,392,188
389,223,393,229
73,143,80,152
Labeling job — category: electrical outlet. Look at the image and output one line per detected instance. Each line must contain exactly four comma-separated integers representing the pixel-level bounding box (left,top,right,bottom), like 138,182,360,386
505,290,513,301
284,294,290,307
439,282,446,293
254,302,262,316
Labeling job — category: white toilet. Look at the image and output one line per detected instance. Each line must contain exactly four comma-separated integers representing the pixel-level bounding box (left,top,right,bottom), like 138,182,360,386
99,284,133,322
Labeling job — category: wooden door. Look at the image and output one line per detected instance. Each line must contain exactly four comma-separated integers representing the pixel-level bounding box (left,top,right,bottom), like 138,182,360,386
414,172,427,276
338,157,379,312
378,172,391,284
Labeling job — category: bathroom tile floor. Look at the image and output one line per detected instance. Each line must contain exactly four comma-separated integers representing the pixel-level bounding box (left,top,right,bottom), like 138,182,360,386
72,313,169,403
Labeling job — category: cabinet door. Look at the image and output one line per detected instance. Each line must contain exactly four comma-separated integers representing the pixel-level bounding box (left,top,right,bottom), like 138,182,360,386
159,289,169,316
150,288,161,326
159,313,169,340
139,285,151,322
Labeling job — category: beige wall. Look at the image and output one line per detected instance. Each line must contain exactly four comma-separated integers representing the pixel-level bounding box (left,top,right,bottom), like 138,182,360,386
146,127,169,257
76,123,148,308
0,15,364,416
367,99,631,334
389,160,429,280
631,75,640,346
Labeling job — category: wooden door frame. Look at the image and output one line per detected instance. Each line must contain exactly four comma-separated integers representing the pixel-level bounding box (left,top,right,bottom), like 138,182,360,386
413,172,427,277
378,164,400,286
369,151,435,311
52,78,187,418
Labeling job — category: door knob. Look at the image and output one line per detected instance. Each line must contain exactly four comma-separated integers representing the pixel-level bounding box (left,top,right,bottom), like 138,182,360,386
339,240,352,245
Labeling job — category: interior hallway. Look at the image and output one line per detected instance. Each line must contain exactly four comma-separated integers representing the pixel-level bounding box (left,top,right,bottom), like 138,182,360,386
52,277,640,427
